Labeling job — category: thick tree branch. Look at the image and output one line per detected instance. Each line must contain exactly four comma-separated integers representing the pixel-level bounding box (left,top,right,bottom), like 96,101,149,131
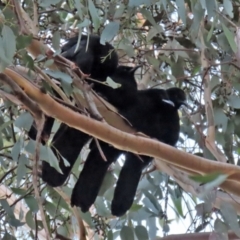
3,68,240,197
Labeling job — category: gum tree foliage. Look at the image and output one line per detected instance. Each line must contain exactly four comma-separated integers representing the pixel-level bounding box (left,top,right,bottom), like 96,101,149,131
0,0,240,239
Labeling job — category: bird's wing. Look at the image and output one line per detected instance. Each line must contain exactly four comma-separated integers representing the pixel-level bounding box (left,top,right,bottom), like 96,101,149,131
41,125,89,187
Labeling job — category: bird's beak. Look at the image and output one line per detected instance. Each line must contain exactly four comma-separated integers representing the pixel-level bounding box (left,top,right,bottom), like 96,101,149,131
130,65,142,73
162,99,175,107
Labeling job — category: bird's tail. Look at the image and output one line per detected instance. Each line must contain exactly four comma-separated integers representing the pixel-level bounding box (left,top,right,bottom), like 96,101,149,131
42,125,89,187
28,116,54,145
111,153,151,216
71,142,120,212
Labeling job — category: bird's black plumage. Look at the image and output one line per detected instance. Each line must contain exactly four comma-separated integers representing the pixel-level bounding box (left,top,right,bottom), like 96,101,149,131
111,87,186,216
70,79,186,216
28,34,186,217
70,65,141,209
61,34,118,79
71,141,122,211
61,35,186,215
28,34,119,186
43,65,140,188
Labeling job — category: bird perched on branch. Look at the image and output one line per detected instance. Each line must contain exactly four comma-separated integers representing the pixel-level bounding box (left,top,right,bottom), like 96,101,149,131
28,34,187,217
28,34,119,186
28,34,142,189
111,87,186,216
39,64,140,188
71,86,186,216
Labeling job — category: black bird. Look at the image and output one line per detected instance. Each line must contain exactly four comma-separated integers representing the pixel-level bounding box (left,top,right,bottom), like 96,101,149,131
28,66,139,188
28,34,119,186
111,87,186,216
61,34,118,79
69,65,142,210
41,65,140,187
70,86,186,215
29,34,186,217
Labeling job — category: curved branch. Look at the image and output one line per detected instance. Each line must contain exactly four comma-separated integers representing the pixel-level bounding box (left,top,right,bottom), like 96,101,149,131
3,69,240,196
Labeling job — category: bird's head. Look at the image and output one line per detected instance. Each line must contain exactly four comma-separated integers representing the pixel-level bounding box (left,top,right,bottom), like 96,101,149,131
166,88,187,109
114,65,141,76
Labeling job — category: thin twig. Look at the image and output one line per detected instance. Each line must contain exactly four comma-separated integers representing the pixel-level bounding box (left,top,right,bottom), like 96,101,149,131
34,65,72,104
33,116,51,239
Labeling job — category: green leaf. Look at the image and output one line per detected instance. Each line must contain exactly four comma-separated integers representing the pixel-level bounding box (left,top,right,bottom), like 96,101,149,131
120,226,134,240
214,108,228,132
100,22,120,45
142,189,162,212
147,28,160,41
16,35,33,50
190,172,226,184
223,0,233,18
210,75,219,90
175,0,186,25
25,210,35,229
98,172,115,196
2,232,17,240
0,199,14,217
88,0,100,31
135,225,149,240
129,0,152,7
214,218,228,233
119,40,135,57
95,197,110,217
190,2,204,39
222,23,237,53
172,197,184,218
130,204,142,212
15,112,34,131
24,196,39,213
44,59,55,68
140,9,162,32
77,19,91,28
195,202,212,216
44,70,73,96
1,25,16,63
74,0,83,19
79,211,94,228
44,70,72,84
11,139,21,162
0,119,14,132
227,95,240,108
52,31,61,51
9,217,25,228
11,188,28,195
114,4,125,19
45,201,58,217
46,147,63,174
205,0,216,20
221,202,240,237
16,155,28,187
25,140,63,174
38,0,61,8
46,186,70,211
107,230,114,240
